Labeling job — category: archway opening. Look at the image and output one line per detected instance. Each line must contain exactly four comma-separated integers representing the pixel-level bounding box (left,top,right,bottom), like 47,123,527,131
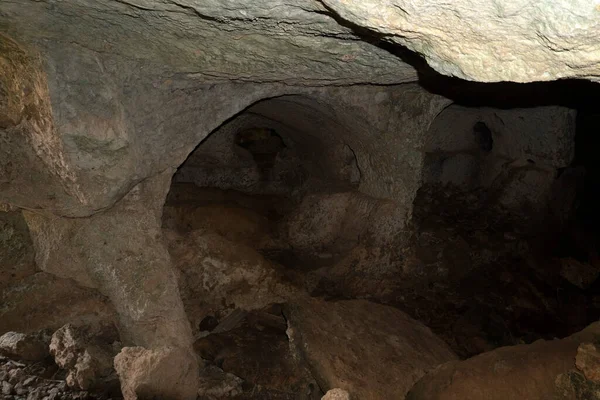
401,97,600,358
160,94,401,397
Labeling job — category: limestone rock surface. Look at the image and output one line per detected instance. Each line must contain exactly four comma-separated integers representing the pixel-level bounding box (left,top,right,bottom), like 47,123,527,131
0,332,47,361
166,229,297,330
284,298,457,399
321,0,600,83
114,346,198,400
49,324,119,391
0,0,415,86
576,342,600,383
4,0,600,85
0,272,116,336
406,321,600,400
322,388,351,400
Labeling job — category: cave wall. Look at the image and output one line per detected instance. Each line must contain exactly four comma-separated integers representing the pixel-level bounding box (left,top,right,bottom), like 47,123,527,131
0,28,452,397
423,105,577,214
172,108,359,196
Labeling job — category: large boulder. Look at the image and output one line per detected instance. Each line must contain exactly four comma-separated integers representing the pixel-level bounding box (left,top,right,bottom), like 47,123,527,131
406,321,600,400
321,0,600,83
166,229,298,331
284,298,457,399
49,324,119,391
114,346,198,400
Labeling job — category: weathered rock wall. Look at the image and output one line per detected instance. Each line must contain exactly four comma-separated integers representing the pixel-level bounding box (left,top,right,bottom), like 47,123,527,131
423,105,576,213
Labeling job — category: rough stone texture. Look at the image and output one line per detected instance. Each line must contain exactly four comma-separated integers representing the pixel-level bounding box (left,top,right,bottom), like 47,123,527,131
1,1,417,86
0,212,36,289
406,321,600,400
322,388,351,400
576,342,600,383
166,228,297,331
0,272,116,335
555,369,600,400
284,298,457,399
194,310,320,398
560,258,600,290
23,173,199,398
320,0,600,83
549,166,587,228
173,110,358,196
423,105,576,216
4,0,600,88
277,191,411,298
49,324,119,391
280,192,383,261
0,34,87,215
163,201,273,247
114,346,198,400
0,30,446,224
0,39,449,396
197,365,244,399
0,332,47,361
0,355,115,400
23,173,192,350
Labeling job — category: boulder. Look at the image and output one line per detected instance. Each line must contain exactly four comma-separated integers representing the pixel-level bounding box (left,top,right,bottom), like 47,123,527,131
284,298,457,399
322,388,351,400
114,346,198,400
166,229,297,331
576,342,600,383
320,0,600,83
0,332,47,361
406,321,600,400
560,258,600,290
49,324,118,391
197,365,244,399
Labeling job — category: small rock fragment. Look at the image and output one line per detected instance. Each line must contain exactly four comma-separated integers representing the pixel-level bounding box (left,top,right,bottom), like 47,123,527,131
8,367,24,384
322,388,350,400
197,365,244,398
50,324,117,390
23,375,37,386
1,380,13,395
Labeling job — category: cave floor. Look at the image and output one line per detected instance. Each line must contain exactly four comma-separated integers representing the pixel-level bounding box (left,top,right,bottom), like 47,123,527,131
162,183,600,397
5,183,599,399
387,186,600,358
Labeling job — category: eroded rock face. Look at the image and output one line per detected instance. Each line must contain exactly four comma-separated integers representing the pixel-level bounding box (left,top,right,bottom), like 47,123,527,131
23,173,192,350
4,0,600,86
0,272,116,336
194,309,320,398
114,346,198,400
423,105,576,217
0,212,36,289
49,324,119,391
166,229,297,331
284,298,457,399
0,1,416,87
322,388,351,400
0,332,47,362
23,173,199,398
321,0,600,83
406,322,600,400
